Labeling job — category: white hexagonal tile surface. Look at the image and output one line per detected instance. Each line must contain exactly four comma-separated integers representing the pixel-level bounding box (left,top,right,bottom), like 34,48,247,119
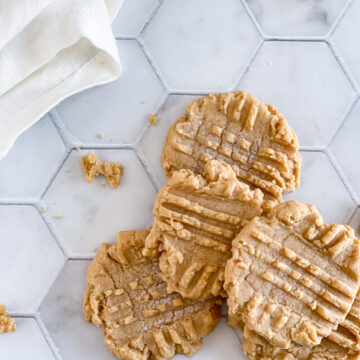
0,205,64,313
283,151,355,224
238,41,356,147
2,3,360,359
332,0,360,87
43,149,156,256
55,40,166,146
139,94,198,189
0,115,65,201
40,261,114,360
0,318,55,360
245,0,347,37
112,0,161,37
330,98,360,202
142,0,261,92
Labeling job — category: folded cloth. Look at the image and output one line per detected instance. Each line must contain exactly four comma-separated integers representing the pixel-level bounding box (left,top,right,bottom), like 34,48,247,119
0,0,123,159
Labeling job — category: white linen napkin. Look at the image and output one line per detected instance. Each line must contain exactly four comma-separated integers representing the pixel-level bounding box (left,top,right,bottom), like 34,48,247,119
0,0,123,159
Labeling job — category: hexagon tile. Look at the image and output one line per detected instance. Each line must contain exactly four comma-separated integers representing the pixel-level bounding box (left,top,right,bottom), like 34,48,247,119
238,41,356,147
112,0,161,38
55,40,166,146
245,0,347,37
0,318,55,360
0,115,66,202
3,1,360,359
42,149,156,256
0,205,64,313
283,151,355,224
332,0,360,88
40,261,114,360
330,98,360,202
142,0,261,92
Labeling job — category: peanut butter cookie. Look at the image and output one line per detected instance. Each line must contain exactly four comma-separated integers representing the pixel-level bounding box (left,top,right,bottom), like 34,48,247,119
84,229,221,360
162,91,301,205
225,200,360,350
144,159,265,300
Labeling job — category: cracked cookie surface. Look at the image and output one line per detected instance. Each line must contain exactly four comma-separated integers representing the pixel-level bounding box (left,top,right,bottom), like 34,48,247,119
144,159,265,300
224,200,360,350
162,91,301,205
84,229,221,360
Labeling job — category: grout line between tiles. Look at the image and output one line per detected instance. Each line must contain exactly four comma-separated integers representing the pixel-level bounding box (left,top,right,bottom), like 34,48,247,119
326,93,359,148
39,150,72,200
325,148,359,206
231,326,243,344
328,39,360,93
134,147,160,192
36,203,72,258
240,0,265,39
231,38,264,91
138,0,166,35
134,91,168,147
35,314,63,360
347,205,359,226
9,313,35,318
48,110,75,151
326,0,353,38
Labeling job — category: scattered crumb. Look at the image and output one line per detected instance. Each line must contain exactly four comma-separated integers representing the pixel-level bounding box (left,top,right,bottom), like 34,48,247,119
101,183,106,188
149,113,158,126
93,248,98,253
76,147,81,152
56,215,63,220
42,206,47,213
98,133,105,140
358,225,360,235
81,152,124,188
0,305,15,334
141,100,147,104
65,170,71,174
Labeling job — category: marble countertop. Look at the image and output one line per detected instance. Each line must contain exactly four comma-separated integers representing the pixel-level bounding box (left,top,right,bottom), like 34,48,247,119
1,0,360,359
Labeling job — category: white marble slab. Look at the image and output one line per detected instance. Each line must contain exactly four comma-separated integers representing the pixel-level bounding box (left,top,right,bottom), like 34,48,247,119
2,0,360,358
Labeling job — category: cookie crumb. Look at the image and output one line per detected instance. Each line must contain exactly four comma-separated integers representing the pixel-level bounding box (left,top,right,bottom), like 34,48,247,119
149,113,158,126
76,147,81,152
42,206,47,213
141,100,147,104
56,215,63,220
358,225,360,235
98,133,105,140
81,152,124,188
0,305,15,334
65,170,71,174
101,183,106,188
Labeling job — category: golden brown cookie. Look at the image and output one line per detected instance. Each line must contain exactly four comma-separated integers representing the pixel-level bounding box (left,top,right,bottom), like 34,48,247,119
242,292,360,360
224,200,360,350
162,91,301,204
0,305,15,334
144,159,265,300
84,229,221,360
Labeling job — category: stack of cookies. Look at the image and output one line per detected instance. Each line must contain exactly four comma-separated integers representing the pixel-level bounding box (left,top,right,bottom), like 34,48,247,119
84,91,360,360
